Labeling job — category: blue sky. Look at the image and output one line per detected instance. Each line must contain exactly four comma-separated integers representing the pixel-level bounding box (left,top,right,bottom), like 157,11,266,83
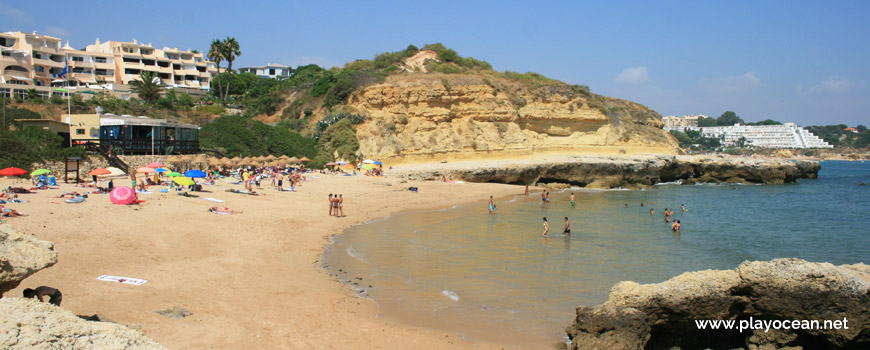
2,1,867,126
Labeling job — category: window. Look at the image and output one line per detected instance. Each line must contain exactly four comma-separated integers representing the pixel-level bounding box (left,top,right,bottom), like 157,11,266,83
76,129,85,135
72,56,84,62
269,69,275,75
95,57,107,63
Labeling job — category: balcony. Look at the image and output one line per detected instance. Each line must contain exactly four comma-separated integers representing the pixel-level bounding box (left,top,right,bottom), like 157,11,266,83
72,73,96,84
94,61,115,70
122,61,145,70
32,57,65,68
70,60,95,68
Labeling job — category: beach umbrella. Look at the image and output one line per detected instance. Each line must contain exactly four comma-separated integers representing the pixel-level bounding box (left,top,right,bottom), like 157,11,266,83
30,168,51,176
155,168,169,173
0,167,29,176
361,164,374,170
109,186,136,205
335,161,348,165
362,159,375,164
105,167,126,176
255,155,268,162
171,176,195,186
299,156,311,162
230,156,242,164
136,167,156,174
278,155,290,161
184,169,207,178
88,168,111,176
373,161,383,165
166,172,183,177
324,162,337,166
287,156,301,163
146,162,165,168
343,164,354,169
265,155,278,161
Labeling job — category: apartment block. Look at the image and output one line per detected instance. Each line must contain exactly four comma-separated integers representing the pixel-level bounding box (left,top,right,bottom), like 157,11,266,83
1,31,216,100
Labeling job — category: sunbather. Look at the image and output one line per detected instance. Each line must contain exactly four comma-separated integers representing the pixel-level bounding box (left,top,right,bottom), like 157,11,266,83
0,205,26,217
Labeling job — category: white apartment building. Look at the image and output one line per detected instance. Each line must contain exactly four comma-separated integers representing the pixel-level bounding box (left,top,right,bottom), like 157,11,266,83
238,63,292,80
687,123,832,149
662,115,706,130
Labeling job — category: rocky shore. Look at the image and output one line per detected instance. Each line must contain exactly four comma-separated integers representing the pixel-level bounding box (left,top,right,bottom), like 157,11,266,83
565,258,870,350
0,224,165,349
394,154,821,188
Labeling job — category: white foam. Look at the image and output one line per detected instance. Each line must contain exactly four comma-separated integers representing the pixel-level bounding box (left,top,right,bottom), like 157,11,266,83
442,289,460,301
346,246,369,264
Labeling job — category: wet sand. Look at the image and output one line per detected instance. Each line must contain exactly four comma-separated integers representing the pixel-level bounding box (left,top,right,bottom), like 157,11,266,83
2,173,521,349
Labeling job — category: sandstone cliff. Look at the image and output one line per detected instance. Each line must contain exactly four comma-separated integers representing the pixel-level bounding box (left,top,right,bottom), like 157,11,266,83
0,298,166,350
348,74,676,162
0,224,57,295
565,258,870,350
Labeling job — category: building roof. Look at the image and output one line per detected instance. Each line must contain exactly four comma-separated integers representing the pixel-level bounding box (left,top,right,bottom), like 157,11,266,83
240,63,290,69
100,114,200,129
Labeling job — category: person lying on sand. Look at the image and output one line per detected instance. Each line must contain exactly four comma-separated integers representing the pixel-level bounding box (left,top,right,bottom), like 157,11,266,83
23,286,62,306
1,205,26,217
57,192,84,199
209,206,242,214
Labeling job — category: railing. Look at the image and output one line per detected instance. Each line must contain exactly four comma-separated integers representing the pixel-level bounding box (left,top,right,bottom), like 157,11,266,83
90,139,200,155
82,141,129,174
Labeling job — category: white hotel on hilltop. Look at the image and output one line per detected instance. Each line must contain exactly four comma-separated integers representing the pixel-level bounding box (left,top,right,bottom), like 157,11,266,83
662,115,832,149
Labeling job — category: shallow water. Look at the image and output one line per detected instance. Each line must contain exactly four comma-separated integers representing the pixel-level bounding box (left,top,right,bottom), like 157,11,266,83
324,160,870,348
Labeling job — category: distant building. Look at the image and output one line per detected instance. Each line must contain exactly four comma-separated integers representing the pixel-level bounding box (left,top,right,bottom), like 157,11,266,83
844,127,858,133
238,63,292,80
688,123,832,149
67,113,200,154
662,115,705,130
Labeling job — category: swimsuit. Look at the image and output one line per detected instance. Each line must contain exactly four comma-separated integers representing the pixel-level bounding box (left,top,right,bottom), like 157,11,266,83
570,200,575,206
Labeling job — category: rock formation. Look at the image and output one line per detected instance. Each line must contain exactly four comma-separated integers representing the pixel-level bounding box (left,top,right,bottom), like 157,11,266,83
0,298,166,350
565,258,870,350
0,224,57,295
394,155,821,188
348,74,676,162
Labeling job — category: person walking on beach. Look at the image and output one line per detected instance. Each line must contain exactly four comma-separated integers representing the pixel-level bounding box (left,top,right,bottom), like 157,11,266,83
488,196,496,214
328,194,334,216
23,286,62,306
562,217,571,236
569,193,575,207
542,217,549,237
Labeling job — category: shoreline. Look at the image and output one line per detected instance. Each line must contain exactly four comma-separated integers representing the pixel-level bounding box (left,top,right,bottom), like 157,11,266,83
1,173,523,349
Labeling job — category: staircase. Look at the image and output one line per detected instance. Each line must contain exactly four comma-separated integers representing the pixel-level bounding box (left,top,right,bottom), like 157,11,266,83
84,142,129,174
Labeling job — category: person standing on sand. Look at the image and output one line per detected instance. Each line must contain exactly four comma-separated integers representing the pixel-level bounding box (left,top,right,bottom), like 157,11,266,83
562,217,571,236
328,194,334,216
570,193,575,207
332,194,340,218
338,194,344,217
525,184,529,195
130,171,139,203
277,173,284,191
542,217,549,237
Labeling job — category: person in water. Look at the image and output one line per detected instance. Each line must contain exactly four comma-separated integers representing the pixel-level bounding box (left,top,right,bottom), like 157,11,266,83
488,196,497,214
650,208,655,215
542,217,549,237
562,217,571,236
23,286,62,306
569,193,575,207
671,219,681,232
681,204,686,212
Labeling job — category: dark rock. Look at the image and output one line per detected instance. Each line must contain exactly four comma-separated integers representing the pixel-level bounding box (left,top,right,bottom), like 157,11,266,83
154,307,192,319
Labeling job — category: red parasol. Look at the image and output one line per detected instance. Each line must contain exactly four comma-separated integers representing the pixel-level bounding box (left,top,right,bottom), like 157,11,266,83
0,167,29,176
109,186,137,205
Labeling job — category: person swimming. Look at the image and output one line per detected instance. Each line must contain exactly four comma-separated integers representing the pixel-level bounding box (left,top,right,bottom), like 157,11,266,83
680,204,686,212
671,219,681,232
542,217,549,237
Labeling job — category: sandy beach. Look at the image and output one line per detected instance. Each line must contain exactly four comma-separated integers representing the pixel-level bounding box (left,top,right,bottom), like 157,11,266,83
2,172,522,349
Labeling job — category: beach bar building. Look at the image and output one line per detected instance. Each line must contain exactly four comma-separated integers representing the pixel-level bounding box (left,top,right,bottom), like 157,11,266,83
68,113,200,155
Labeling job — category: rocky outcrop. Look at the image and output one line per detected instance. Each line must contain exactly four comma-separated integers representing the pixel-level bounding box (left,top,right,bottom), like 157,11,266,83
348,74,676,162
394,155,821,188
0,224,57,295
0,298,166,350
565,258,870,350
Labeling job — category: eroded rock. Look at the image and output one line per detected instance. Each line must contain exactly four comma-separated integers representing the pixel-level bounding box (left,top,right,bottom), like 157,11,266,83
0,224,57,295
565,258,870,350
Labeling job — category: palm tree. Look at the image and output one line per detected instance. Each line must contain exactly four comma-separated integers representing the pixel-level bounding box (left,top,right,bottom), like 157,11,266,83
221,37,241,104
130,71,163,104
207,39,225,102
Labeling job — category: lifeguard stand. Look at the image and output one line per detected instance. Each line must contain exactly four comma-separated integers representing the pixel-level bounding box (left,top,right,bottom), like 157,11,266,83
65,157,82,183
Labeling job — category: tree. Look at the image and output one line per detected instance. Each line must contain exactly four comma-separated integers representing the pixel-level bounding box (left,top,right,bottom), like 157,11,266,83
129,71,163,104
698,117,717,127
221,37,241,104
208,39,225,102
716,111,744,126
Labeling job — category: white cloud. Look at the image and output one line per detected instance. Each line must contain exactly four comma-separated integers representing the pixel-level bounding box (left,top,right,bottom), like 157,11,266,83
795,77,864,96
614,66,651,85
701,72,762,93
0,4,31,23
44,26,70,38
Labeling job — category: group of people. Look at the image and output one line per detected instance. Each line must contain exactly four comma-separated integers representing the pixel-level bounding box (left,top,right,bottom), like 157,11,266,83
328,194,345,217
541,217,571,237
654,204,686,232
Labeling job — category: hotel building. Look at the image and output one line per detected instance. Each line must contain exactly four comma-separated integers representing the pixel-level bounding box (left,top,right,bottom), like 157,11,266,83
1,31,216,100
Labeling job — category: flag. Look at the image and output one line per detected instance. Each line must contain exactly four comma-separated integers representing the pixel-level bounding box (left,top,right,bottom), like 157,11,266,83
59,59,68,78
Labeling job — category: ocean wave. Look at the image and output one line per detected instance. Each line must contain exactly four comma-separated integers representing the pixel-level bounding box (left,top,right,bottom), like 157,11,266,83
346,246,370,264
442,289,460,301
655,180,683,185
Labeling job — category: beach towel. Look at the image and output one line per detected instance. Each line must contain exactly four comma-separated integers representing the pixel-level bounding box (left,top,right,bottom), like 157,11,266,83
136,190,153,194
64,197,86,203
97,275,147,285
200,197,225,203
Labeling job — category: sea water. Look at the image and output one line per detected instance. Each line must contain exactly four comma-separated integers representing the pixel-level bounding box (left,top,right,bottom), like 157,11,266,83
324,161,870,348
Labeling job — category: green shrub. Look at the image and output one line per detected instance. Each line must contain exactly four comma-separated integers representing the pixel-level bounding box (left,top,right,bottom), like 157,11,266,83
49,94,64,105
314,112,366,140
197,104,226,114
319,118,359,161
